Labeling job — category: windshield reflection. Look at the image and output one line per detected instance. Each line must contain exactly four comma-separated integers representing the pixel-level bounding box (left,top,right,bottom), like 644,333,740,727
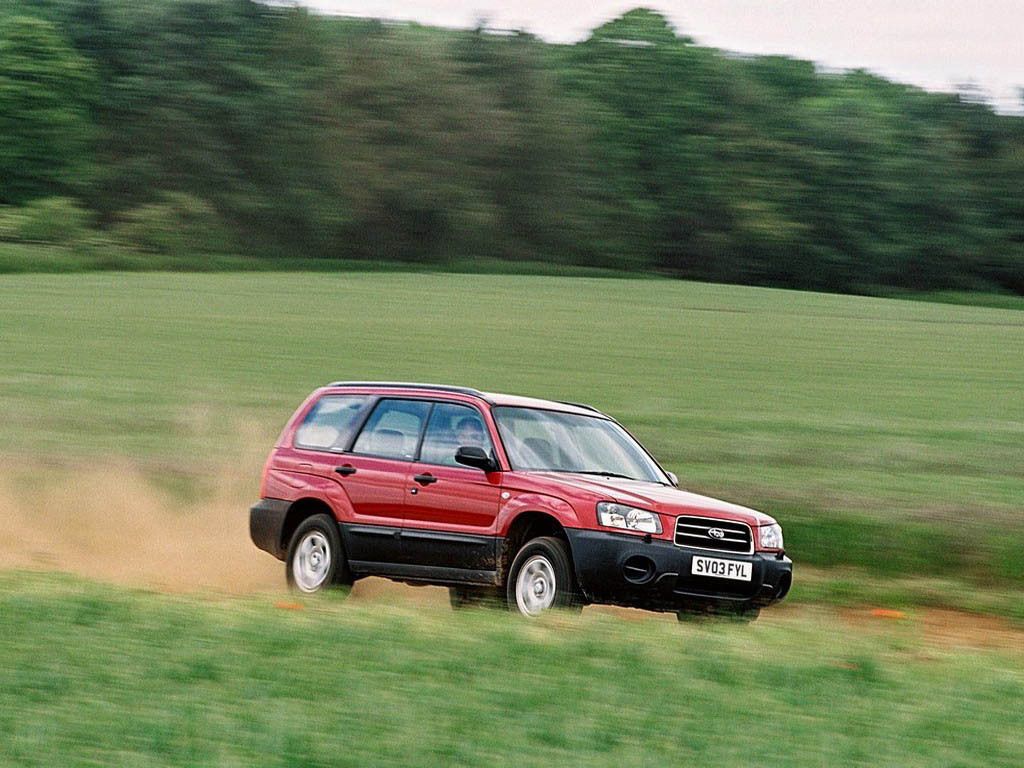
491,407,667,484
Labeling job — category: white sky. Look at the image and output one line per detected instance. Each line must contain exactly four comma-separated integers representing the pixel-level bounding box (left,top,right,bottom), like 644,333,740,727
299,0,1024,112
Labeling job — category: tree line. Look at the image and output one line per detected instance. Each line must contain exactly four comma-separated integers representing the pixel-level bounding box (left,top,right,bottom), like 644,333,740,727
2,1,1022,294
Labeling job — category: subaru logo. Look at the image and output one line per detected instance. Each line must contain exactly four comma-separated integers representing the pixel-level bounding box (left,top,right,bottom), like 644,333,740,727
708,528,725,540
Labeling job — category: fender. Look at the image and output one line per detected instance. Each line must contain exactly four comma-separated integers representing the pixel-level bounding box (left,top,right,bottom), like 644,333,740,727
266,469,355,521
496,490,582,535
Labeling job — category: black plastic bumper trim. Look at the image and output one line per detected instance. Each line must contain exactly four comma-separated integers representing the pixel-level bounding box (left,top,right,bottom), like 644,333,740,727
348,561,499,586
249,498,292,560
565,528,793,613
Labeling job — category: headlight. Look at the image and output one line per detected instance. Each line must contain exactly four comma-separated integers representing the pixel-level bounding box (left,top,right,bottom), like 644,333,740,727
758,523,784,550
596,502,662,534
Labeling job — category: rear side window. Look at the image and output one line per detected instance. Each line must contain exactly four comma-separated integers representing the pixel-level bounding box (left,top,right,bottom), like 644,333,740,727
293,395,373,451
351,399,432,460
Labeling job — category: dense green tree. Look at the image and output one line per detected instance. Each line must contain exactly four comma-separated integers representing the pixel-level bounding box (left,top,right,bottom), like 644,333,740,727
454,30,593,263
0,15,95,205
1,2,1022,294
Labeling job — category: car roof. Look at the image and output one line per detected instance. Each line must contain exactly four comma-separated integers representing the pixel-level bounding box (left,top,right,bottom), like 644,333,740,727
480,391,605,417
324,381,606,418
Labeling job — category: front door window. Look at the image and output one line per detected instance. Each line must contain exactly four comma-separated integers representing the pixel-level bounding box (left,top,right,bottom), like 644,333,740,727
418,403,493,467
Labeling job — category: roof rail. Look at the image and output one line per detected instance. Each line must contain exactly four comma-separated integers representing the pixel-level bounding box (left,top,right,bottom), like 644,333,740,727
326,381,490,401
557,400,601,413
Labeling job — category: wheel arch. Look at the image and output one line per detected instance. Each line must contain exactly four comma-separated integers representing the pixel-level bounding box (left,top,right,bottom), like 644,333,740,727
500,510,573,585
280,497,337,555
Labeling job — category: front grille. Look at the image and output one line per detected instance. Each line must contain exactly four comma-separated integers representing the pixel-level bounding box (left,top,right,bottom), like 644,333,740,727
674,515,753,554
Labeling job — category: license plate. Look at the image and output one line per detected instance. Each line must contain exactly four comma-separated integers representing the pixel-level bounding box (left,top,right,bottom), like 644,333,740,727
691,556,752,582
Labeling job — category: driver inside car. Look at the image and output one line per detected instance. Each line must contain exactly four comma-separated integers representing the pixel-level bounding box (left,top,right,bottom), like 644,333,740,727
455,415,486,449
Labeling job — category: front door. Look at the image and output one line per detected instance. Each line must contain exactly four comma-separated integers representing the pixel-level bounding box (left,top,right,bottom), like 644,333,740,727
402,402,501,575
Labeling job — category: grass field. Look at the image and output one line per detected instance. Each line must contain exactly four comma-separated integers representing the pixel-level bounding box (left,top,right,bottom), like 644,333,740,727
1,271,1023,606
2,271,1023,767
1,573,1022,767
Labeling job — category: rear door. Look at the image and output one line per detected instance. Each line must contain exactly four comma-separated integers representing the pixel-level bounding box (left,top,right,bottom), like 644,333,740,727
402,401,502,575
337,398,432,565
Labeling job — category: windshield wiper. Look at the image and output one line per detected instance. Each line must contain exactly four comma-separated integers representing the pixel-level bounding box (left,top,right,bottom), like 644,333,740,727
571,470,641,481
555,469,672,486
542,469,670,485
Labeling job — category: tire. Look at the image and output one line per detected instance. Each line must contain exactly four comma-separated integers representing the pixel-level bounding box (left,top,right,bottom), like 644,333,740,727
506,536,580,617
285,513,351,594
449,586,501,610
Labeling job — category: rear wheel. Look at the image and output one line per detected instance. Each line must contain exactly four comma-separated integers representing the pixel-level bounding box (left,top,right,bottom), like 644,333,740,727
285,514,351,594
506,536,580,617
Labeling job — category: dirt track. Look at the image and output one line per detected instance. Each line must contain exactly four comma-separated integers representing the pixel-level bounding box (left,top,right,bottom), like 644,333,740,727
1,462,1021,653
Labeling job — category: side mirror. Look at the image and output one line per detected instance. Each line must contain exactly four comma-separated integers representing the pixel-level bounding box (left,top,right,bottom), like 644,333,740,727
666,471,679,487
455,445,498,472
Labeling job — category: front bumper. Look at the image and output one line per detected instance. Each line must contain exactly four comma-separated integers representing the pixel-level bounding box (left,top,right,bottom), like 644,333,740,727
566,528,792,613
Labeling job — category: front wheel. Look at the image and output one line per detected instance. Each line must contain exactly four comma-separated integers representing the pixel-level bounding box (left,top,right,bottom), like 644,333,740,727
285,514,351,594
506,536,580,617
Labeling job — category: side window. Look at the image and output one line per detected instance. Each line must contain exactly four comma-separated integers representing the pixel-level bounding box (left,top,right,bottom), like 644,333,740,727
351,399,432,460
293,395,373,451
419,403,493,467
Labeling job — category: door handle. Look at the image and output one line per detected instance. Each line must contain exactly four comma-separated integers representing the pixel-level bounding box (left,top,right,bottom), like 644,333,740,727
413,473,438,486
334,465,357,477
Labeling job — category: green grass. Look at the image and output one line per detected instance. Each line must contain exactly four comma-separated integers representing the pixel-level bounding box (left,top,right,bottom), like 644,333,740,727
1,271,1023,599
879,289,1024,312
1,573,1022,767
0,241,640,278
789,568,1024,622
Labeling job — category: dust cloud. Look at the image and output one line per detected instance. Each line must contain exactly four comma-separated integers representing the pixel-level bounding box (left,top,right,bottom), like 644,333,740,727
0,460,281,593
0,457,449,603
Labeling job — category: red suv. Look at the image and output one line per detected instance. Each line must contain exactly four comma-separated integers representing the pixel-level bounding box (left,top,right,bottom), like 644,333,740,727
250,382,792,620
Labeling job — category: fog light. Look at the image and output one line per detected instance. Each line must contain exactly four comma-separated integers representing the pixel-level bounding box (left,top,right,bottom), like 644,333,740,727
622,555,656,584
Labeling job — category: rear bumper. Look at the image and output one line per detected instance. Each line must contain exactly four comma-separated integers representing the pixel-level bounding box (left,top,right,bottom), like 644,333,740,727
249,498,291,560
566,528,792,613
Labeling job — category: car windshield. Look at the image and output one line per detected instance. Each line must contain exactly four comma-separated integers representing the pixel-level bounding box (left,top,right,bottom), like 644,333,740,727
491,406,668,484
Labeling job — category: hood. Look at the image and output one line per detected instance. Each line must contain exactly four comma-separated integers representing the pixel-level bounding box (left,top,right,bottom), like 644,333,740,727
519,472,776,527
